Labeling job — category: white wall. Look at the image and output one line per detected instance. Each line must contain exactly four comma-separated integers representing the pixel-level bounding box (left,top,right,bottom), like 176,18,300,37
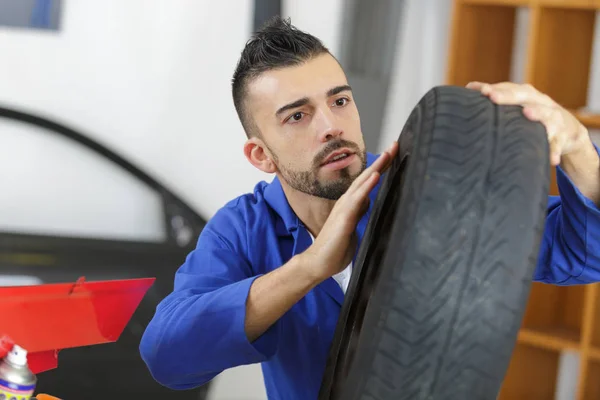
0,1,268,399
378,0,453,151
0,0,348,241
0,1,347,399
0,0,269,237
282,0,344,57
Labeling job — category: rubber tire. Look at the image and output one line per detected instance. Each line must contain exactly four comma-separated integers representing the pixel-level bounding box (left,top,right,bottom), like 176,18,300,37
318,85,550,400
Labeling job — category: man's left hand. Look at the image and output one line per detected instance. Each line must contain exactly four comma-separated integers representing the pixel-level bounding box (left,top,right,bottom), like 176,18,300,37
466,81,592,166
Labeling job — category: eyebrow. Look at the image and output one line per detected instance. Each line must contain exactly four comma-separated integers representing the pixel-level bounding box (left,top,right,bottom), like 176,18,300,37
275,85,353,117
327,84,352,97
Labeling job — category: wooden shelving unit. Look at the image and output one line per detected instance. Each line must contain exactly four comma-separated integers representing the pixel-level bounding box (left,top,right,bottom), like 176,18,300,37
446,1,600,398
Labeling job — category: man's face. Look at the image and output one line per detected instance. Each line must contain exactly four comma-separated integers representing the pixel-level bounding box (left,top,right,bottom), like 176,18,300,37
246,53,367,200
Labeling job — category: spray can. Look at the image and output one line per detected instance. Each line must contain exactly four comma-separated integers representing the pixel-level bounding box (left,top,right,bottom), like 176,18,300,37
0,344,37,400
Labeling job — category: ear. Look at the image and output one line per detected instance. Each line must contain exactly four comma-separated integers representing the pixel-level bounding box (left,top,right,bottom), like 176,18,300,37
243,137,277,174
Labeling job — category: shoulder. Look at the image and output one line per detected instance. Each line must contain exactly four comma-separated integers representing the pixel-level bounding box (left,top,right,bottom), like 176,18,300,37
197,180,274,253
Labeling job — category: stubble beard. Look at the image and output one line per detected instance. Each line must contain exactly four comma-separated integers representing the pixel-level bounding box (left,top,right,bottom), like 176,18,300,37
273,141,368,200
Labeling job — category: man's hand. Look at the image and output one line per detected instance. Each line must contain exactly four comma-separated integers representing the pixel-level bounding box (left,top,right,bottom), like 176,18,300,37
466,81,593,166
466,81,600,205
244,141,399,342
302,141,400,281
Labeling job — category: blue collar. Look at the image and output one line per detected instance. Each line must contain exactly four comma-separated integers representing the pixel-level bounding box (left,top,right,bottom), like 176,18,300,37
263,175,346,305
263,152,380,238
263,175,302,236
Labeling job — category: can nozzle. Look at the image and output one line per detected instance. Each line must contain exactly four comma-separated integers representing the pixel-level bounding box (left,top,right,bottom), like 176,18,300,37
0,335,14,359
6,344,27,367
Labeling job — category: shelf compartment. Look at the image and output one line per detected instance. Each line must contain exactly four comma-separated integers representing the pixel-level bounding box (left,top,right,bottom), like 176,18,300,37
529,6,597,109
581,359,600,400
462,0,531,6
521,283,584,342
538,0,600,9
447,3,519,86
518,327,581,352
588,347,600,361
498,343,560,399
586,284,600,349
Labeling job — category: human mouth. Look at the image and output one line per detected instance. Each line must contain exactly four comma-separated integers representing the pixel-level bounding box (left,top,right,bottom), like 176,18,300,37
320,149,356,170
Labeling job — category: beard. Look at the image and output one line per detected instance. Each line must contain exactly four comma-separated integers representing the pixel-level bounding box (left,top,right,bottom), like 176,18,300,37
272,139,367,200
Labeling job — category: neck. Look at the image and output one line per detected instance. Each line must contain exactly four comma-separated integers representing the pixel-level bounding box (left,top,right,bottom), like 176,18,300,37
279,177,336,238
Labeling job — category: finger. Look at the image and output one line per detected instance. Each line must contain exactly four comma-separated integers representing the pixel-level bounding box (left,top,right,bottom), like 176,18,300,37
548,134,563,166
348,152,389,191
359,143,397,178
526,104,562,146
466,81,491,94
372,146,394,172
467,81,507,96
380,154,395,175
352,171,381,203
467,81,552,107
348,141,398,193
387,140,399,162
522,103,554,123
488,84,555,108
487,85,533,104
543,116,565,166
381,141,399,170
338,173,378,223
466,81,484,90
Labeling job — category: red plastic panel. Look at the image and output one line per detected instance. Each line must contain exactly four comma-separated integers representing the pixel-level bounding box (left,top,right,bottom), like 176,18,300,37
0,277,154,372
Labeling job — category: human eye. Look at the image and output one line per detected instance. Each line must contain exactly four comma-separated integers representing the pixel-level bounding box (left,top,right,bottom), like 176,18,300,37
285,111,305,124
333,97,350,107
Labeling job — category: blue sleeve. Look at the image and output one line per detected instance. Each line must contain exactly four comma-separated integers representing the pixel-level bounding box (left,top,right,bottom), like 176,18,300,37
534,147,600,285
139,209,280,390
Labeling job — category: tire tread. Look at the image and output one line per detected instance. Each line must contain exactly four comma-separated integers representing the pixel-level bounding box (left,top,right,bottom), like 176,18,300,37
320,85,549,400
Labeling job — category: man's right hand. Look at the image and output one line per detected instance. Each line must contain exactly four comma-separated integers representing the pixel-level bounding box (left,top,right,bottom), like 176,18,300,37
302,141,399,281
244,142,399,342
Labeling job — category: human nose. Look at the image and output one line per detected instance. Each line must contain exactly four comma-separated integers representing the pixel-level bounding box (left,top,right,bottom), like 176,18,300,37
315,108,342,142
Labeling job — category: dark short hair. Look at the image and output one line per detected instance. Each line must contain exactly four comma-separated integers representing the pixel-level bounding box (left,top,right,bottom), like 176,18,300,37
232,16,330,138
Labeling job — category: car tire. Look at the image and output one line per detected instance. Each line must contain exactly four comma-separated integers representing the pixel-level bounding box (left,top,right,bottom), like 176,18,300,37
318,85,550,400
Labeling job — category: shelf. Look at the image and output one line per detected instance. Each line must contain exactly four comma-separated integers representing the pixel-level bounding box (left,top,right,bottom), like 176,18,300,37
518,327,581,351
521,283,584,341
498,343,560,399
460,0,600,9
588,347,600,361
446,1,600,398
462,0,531,6
529,7,597,109
538,0,600,9
447,3,519,86
588,284,600,349
581,360,600,400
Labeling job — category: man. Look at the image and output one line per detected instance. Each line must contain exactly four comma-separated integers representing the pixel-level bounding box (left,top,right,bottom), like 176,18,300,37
140,17,600,399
